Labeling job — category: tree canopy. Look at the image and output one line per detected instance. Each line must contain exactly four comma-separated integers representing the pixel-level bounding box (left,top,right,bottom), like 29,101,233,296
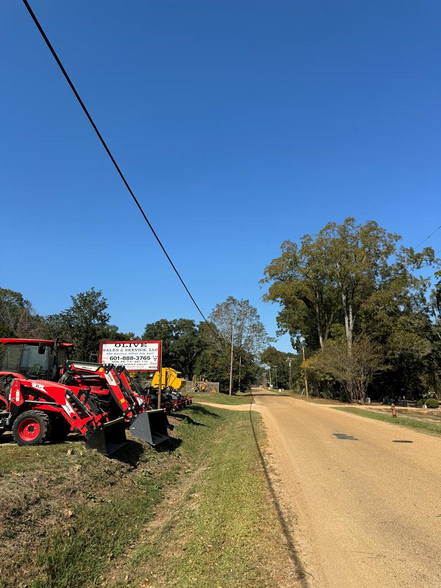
262,218,440,401
143,318,205,378
45,288,111,360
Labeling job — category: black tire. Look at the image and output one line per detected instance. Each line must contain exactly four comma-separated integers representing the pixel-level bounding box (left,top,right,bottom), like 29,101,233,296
12,410,52,446
50,417,71,443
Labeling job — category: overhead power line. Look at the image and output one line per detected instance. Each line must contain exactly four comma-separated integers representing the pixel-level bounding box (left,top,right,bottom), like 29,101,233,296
414,225,441,250
21,0,211,326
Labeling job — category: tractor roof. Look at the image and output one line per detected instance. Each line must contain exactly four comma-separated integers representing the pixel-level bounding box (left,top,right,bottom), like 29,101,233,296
0,338,74,349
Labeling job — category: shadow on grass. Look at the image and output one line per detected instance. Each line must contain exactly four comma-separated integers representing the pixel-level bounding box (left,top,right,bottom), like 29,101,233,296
155,436,183,453
184,405,221,418
111,439,146,465
172,413,207,427
248,407,311,588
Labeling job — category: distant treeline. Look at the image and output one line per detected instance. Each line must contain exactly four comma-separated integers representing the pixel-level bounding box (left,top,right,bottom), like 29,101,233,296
0,289,269,393
3,217,439,401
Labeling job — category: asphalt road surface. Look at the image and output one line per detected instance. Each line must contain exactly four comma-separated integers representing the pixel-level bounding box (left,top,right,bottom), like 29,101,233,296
252,389,441,588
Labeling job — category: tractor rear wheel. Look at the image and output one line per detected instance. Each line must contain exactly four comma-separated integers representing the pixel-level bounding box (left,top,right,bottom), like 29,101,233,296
12,411,51,446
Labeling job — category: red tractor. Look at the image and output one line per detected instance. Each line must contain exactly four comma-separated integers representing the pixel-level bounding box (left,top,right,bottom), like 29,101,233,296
0,372,126,454
0,338,73,381
0,339,170,453
60,361,170,446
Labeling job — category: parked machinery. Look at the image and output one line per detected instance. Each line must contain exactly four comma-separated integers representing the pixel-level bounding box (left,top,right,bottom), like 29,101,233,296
0,338,171,453
60,361,170,446
0,373,126,455
148,368,192,412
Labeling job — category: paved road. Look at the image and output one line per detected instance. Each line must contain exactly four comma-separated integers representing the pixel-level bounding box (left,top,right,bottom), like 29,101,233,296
252,389,441,588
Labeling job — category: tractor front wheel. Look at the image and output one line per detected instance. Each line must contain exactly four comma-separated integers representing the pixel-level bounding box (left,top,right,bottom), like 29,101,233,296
12,411,51,446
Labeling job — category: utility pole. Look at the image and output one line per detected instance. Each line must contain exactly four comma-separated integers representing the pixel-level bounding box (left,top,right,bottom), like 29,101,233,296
287,358,292,391
302,343,309,399
228,323,234,396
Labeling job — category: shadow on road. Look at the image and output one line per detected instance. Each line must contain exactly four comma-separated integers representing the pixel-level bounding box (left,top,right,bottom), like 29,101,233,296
248,405,311,588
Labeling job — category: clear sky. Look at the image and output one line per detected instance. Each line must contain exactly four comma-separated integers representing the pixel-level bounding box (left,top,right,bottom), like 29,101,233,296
2,1,441,352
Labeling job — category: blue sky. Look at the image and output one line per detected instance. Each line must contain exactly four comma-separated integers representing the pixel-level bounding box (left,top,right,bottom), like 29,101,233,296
2,1,441,352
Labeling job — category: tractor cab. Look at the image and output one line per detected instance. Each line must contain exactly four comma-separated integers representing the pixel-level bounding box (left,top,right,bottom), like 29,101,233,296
0,339,73,381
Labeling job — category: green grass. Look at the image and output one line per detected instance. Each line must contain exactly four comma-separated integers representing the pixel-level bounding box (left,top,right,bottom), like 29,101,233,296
335,407,441,437
0,408,223,588
0,440,77,474
27,407,224,588
1,402,293,588
193,391,253,405
111,405,293,587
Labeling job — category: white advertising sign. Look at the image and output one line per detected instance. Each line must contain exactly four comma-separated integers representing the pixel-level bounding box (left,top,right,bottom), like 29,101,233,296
99,341,161,372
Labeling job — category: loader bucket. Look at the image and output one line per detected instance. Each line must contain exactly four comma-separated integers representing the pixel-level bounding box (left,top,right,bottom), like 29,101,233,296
129,409,170,446
86,417,127,456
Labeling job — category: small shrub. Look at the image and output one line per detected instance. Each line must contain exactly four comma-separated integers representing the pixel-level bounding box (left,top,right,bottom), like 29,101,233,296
418,398,439,408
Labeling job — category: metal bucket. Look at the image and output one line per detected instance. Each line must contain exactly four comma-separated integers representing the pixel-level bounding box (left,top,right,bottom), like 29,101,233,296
129,409,170,446
86,417,127,456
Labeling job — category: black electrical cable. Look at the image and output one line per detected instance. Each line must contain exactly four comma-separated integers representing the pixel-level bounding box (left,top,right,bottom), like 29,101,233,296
21,0,211,327
414,225,441,250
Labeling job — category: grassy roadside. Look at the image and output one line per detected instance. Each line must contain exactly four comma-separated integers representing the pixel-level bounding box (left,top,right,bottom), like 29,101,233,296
0,403,296,588
108,405,295,588
192,391,253,405
335,407,441,437
0,425,192,588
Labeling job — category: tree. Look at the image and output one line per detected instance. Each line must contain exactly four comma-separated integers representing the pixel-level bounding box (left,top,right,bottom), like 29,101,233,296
263,218,440,399
261,238,340,350
208,297,270,393
194,344,258,392
209,297,270,355
263,219,438,353
307,336,386,403
261,346,298,390
0,288,45,338
143,318,205,378
45,288,111,360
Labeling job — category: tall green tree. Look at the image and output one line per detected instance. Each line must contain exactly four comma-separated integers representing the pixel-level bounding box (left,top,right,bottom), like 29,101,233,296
261,238,340,350
45,288,111,360
263,218,437,355
263,218,439,399
143,318,205,378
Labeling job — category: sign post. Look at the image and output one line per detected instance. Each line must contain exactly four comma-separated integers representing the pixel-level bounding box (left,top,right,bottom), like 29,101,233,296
157,344,163,410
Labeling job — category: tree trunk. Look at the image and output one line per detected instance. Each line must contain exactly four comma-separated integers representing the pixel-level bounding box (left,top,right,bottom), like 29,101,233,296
342,292,354,355
318,329,324,349
238,354,242,392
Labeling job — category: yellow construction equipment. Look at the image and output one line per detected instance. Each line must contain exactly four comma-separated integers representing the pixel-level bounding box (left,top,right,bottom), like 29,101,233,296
152,367,184,391
192,376,207,392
